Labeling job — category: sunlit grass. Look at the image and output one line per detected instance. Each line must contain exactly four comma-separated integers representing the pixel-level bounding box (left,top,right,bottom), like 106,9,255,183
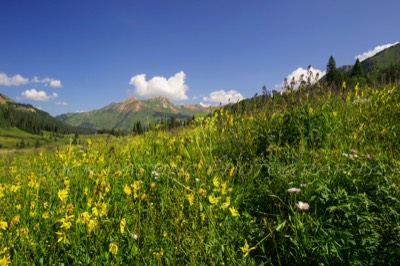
1,84,400,264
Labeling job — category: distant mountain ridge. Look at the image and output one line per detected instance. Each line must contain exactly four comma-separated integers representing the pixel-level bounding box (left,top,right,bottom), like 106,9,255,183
56,96,210,131
0,92,90,135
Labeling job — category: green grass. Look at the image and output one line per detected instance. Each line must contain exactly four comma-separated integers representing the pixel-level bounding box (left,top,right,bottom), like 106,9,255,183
0,84,399,265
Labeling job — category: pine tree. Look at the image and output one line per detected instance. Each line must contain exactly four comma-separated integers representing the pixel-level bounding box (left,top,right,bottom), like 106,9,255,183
351,58,364,78
326,56,338,85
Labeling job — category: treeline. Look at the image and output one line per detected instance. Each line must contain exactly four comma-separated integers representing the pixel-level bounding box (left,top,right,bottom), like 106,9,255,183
97,116,194,137
0,102,94,135
325,56,400,88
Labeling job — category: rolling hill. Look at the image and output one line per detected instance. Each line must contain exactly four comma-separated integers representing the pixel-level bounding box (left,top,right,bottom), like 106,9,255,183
56,96,210,131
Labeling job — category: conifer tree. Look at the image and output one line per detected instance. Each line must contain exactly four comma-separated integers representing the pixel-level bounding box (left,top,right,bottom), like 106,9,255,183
326,56,338,85
351,58,364,78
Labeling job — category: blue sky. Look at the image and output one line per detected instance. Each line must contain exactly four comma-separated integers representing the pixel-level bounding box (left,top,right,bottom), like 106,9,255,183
0,0,399,116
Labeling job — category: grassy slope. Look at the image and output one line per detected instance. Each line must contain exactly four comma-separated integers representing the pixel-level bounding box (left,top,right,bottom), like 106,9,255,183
1,84,399,264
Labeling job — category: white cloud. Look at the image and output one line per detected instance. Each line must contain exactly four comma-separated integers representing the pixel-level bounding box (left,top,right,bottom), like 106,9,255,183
32,76,62,88
275,66,326,91
75,110,85,113
202,90,244,105
199,102,211,107
0,73,29,86
129,71,189,100
355,42,399,62
55,101,68,106
21,89,58,101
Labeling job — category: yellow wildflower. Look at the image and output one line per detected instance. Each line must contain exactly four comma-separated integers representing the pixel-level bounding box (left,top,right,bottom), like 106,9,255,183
15,204,21,211
56,231,66,244
76,212,90,224
208,194,218,204
123,184,132,196
229,206,239,217
0,254,11,265
10,215,20,227
109,242,118,256
240,239,256,258
87,219,98,233
221,183,228,195
220,197,231,209
198,188,206,197
200,213,206,222
58,188,69,202
42,212,50,219
137,168,145,175
120,218,126,234
229,166,235,177
0,221,8,230
59,215,74,230
186,193,195,206
213,176,220,188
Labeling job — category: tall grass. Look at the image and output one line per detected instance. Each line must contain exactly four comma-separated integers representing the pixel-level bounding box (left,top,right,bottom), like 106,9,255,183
0,84,399,265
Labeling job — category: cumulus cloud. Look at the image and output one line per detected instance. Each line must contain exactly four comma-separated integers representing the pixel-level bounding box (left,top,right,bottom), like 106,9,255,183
199,102,211,107
0,73,29,86
21,89,58,101
32,76,62,88
129,71,189,100
55,101,68,106
275,66,326,91
202,90,244,105
355,42,399,62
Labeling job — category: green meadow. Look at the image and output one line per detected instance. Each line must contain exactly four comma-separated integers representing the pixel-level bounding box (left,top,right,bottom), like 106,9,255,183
1,84,400,265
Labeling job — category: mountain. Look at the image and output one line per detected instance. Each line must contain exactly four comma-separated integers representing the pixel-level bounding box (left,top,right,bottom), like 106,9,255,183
361,42,400,71
56,96,210,131
0,92,92,135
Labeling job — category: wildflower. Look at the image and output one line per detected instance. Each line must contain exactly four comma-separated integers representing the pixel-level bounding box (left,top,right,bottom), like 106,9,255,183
287,188,301,193
0,254,10,265
240,239,256,258
66,203,74,214
43,202,49,209
120,218,126,234
15,204,21,211
56,231,66,244
109,242,118,256
76,212,90,224
137,168,145,175
0,221,8,230
140,193,147,201
87,219,98,233
10,215,20,227
220,197,231,209
195,178,200,183
213,176,220,188
229,165,235,177
186,193,195,206
296,201,310,211
300,183,307,188
42,212,50,219
123,184,132,196
198,188,206,197
58,188,69,202
150,182,156,189
366,153,371,159
152,170,160,179
221,183,228,195
132,232,138,240
208,194,218,204
59,215,74,229
229,206,239,217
